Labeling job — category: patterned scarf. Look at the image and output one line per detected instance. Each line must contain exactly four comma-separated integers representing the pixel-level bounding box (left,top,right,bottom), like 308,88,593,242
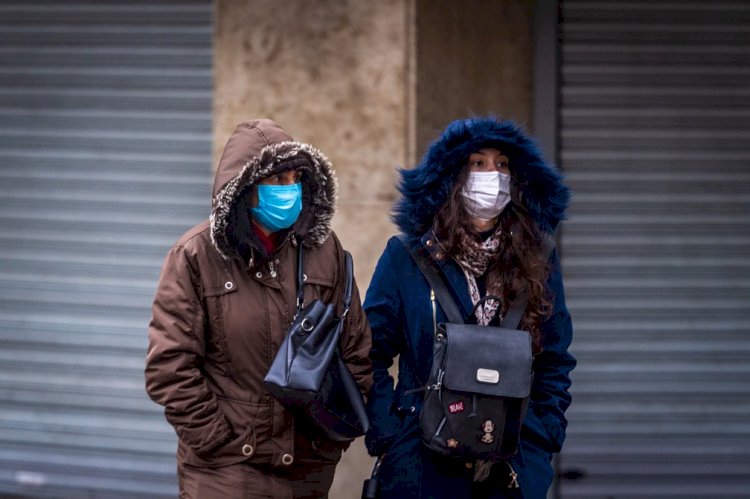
452,226,504,482
453,226,503,327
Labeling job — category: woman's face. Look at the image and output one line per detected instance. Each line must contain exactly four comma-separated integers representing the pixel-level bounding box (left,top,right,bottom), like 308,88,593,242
466,148,510,175
251,168,303,207
260,168,303,186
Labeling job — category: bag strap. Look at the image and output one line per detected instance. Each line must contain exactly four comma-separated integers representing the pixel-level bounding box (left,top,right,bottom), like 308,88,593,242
397,235,465,325
398,234,557,330
293,238,354,318
470,294,502,319
500,300,526,331
295,238,305,313
342,250,353,318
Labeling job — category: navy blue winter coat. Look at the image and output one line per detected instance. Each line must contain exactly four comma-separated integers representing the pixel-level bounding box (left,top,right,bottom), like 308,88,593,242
363,118,575,498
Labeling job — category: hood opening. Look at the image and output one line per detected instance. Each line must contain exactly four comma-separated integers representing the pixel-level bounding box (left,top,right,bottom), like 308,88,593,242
393,117,569,240
209,120,337,262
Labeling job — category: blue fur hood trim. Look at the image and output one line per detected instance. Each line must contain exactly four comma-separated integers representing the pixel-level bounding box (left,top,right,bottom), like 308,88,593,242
394,117,569,238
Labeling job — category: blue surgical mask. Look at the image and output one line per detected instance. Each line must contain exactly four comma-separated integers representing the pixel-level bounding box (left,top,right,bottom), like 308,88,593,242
251,183,303,232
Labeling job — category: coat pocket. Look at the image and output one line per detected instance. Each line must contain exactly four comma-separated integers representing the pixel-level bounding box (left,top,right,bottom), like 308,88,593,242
202,280,238,375
302,273,335,306
183,397,266,469
183,423,256,469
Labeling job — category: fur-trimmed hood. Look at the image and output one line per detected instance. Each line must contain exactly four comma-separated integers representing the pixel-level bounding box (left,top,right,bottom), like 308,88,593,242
394,117,569,240
210,119,337,261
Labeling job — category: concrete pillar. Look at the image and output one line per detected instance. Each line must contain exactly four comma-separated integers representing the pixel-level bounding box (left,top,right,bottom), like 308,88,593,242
416,0,535,151
213,2,534,497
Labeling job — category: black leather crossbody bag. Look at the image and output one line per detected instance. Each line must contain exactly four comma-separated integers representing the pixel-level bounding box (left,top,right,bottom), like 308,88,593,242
264,242,370,441
399,236,540,461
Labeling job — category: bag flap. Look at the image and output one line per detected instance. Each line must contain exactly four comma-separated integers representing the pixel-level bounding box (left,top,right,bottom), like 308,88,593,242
264,300,339,392
442,324,532,398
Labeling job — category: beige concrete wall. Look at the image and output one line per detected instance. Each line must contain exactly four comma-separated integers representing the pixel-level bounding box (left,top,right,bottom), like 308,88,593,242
214,1,534,497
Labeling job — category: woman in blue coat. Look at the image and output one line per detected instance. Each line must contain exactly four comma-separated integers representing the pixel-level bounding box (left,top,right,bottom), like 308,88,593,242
364,117,575,498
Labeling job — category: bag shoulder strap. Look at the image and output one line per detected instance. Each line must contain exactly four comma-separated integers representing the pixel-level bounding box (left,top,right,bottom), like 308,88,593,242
342,250,353,316
295,239,305,312
397,235,464,325
398,234,557,330
294,239,354,317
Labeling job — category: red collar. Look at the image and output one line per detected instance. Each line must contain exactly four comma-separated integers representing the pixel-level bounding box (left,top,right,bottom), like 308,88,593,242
252,223,279,254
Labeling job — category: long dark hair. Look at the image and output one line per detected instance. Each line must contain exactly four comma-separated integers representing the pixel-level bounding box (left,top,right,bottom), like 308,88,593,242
432,166,553,353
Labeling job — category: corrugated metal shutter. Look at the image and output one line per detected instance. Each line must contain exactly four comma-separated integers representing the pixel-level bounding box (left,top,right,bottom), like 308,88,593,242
558,1,750,498
0,2,212,497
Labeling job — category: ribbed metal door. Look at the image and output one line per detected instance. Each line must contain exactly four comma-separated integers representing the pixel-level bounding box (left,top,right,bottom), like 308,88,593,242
559,1,750,497
0,2,212,497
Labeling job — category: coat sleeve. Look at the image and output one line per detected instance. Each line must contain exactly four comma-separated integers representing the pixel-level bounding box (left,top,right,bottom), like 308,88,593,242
524,248,576,454
363,237,407,456
144,245,234,458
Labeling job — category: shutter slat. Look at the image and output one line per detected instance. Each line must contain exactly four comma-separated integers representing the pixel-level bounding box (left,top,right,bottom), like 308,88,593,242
559,1,750,496
0,2,211,497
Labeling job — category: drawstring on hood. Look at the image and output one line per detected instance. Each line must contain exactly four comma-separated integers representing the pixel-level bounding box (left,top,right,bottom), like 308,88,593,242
210,119,338,262
393,117,569,241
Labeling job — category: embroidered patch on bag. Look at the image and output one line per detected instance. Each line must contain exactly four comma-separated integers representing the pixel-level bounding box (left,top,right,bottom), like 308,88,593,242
448,401,465,414
447,438,459,448
481,419,495,444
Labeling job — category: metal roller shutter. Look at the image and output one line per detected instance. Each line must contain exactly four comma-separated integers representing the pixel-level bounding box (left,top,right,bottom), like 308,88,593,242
558,1,750,497
0,1,212,497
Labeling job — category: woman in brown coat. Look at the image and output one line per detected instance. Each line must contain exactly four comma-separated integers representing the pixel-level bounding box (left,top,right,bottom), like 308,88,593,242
145,119,372,498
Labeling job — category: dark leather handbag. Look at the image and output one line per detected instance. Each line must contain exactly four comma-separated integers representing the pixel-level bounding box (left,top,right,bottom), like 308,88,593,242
419,321,532,461
263,243,370,441
400,236,546,461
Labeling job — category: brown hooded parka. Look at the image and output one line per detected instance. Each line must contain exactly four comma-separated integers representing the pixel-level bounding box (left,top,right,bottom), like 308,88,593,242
145,119,372,498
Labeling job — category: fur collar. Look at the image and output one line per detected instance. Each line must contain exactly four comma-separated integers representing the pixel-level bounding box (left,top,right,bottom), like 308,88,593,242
393,117,569,241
